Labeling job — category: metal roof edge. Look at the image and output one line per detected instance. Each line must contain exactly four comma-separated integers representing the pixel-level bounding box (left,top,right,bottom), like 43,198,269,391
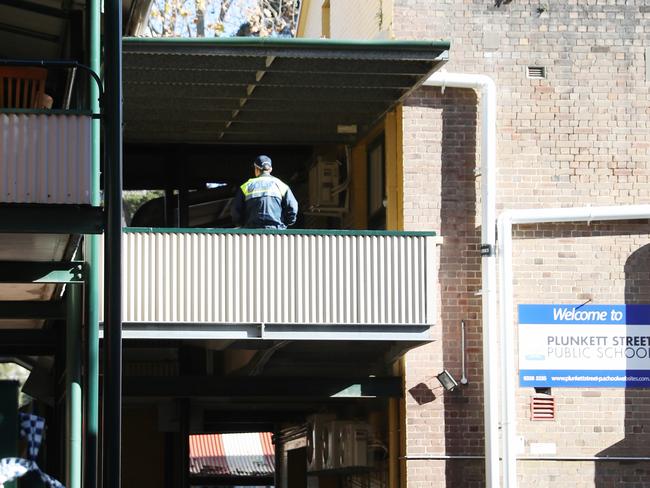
124,227,437,237
123,36,451,52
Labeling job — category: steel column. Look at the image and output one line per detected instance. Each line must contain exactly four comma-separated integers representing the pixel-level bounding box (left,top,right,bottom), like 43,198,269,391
84,0,101,485
66,284,82,488
102,0,123,487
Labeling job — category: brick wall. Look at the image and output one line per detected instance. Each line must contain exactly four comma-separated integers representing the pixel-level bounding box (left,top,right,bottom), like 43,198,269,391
395,1,650,486
402,86,486,486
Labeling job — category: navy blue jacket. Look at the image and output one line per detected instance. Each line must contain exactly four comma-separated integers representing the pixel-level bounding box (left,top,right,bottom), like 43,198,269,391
231,174,298,229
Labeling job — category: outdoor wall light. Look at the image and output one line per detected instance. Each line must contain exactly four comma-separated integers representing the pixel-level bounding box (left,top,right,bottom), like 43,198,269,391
436,370,459,392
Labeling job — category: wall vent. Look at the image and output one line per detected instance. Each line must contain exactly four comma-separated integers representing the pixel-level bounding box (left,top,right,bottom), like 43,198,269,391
527,66,546,79
530,394,555,421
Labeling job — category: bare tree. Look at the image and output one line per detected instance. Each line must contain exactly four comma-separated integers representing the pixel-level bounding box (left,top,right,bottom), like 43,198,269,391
146,0,241,37
243,0,300,37
145,0,300,38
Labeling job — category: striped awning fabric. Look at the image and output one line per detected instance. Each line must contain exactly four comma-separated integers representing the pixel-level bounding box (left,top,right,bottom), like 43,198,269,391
189,432,275,477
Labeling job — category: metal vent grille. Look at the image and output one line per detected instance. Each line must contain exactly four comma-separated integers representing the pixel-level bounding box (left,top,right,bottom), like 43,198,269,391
530,394,555,421
527,66,546,79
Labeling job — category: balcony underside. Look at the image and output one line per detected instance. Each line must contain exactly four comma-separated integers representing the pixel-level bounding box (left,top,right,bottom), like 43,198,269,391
105,321,431,341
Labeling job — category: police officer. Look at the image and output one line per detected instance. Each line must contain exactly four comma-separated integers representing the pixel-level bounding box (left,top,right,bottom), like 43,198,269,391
231,155,298,229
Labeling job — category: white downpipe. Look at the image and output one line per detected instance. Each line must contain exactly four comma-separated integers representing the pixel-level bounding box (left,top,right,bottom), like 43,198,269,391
498,204,650,488
423,72,499,488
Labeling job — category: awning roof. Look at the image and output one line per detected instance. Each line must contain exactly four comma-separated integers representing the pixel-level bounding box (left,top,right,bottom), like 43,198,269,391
123,37,449,145
189,432,274,477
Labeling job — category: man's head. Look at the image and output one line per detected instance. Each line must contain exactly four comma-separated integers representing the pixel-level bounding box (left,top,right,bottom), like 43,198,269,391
253,155,272,175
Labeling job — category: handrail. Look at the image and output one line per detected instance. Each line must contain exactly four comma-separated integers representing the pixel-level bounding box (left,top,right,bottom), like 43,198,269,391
124,227,438,237
0,59,103,116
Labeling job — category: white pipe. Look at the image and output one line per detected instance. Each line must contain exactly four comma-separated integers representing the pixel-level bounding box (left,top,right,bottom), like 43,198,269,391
498,204,650,488
423,71,499,488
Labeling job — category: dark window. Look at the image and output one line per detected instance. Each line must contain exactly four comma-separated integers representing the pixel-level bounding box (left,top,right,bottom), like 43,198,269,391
367,134,386,229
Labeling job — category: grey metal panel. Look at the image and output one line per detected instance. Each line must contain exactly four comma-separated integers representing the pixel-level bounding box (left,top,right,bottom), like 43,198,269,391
102,231,437,331
0,113,92,204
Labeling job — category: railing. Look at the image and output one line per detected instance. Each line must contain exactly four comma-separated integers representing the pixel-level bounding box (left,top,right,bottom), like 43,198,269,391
0,61,101,205
101,228,440,340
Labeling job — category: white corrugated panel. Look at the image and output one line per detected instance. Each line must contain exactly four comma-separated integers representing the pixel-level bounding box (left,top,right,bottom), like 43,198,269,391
0,113,91,204
116,231,435,326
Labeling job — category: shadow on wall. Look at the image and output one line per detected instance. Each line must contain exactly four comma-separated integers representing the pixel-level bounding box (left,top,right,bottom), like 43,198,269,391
425,86,483,486
595,243,650,486
408,383,436,405
403,85,482,487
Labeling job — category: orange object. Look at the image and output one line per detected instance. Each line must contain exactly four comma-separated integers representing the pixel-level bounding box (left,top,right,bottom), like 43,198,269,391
0,67,47,108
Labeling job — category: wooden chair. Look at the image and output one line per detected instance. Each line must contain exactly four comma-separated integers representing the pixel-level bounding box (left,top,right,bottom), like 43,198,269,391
0,67,48,108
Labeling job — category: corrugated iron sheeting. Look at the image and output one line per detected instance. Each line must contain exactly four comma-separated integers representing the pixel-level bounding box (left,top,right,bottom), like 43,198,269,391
122,38,449,144
190,432,274,477
116,231,435,325
0,113,91,204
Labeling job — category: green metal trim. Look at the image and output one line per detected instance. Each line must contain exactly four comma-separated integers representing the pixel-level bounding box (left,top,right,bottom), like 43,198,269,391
0,300,65,319
0,109,93,116
0,204,104,234
85,0,101,485
125,227,437,237
0,261,84,283
123,36,451,52
66,284,82,488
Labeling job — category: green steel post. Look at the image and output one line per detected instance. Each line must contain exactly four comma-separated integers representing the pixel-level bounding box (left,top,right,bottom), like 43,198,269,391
85,0,101,486
66,284,82,488
103,0,123,487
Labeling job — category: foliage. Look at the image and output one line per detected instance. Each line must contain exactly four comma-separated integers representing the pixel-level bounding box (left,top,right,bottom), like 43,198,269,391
145,0,300,38
239,0,301,37
123,190,165,225
0,362,32,407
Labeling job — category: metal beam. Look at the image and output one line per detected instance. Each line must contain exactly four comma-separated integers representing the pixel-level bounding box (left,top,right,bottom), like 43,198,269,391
123,376,402,398
0,329,56,355
104,322,432,342
0,262,84,283
0,205,103,234
0,300,65,319
102,1,123,488
0,22,60,43
1,0,68,18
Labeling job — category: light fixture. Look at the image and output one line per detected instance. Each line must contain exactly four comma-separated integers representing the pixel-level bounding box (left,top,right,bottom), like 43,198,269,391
436,370,459,392
336,124,357,134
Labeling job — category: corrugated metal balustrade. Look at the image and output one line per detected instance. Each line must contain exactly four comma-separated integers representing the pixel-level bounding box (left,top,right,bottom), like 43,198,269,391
0,112,92,204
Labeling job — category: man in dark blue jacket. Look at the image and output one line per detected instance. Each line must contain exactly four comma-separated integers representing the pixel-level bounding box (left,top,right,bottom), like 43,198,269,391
231,155,298,229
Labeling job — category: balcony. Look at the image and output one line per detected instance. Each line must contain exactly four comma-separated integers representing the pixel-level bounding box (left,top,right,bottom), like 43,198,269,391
103,228,439,341
0,110,92,205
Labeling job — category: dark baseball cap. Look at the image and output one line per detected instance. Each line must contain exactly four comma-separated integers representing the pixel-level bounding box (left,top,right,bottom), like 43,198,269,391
253,155,272,170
